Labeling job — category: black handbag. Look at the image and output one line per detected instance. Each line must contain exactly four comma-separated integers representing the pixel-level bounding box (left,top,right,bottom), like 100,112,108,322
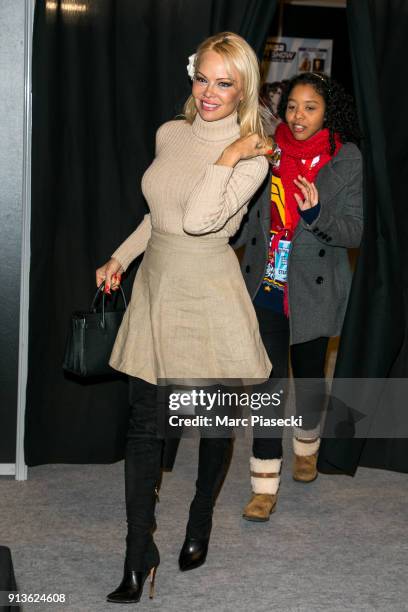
63,283,127,377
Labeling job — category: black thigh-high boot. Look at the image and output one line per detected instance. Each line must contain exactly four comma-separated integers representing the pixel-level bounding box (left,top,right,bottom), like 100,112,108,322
107,378,162,604
179,436,233,571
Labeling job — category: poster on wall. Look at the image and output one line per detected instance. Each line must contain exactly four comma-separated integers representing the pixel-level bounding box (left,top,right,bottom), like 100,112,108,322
260,37,333,130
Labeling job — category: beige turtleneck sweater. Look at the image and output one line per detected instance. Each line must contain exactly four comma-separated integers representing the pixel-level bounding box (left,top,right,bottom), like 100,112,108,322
112,111,269,271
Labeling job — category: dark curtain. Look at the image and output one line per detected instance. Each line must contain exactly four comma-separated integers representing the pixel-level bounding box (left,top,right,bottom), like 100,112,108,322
318,0,408,475
0,546,18,612
26,0,278,465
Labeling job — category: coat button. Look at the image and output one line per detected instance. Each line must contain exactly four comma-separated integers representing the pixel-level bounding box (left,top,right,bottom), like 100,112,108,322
319,249,326,257
246,265,251,273
327,236,332,242
251,237,256,245
316,276,324,284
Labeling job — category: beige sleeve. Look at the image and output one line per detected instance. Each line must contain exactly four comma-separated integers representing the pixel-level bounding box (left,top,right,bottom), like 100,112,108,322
182,155,269,235
111,213,152,271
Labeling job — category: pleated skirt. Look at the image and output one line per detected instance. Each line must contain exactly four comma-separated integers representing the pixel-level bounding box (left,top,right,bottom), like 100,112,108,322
109,229,272,385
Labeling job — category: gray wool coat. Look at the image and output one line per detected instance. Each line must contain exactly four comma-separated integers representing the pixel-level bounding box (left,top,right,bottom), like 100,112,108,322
232,142,363,345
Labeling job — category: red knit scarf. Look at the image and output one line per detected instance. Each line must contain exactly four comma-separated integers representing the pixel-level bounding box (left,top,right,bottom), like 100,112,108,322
274,122,342,235
272,123,343,315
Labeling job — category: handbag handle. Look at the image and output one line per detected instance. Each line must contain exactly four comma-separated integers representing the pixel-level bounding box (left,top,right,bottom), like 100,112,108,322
91,282,127,329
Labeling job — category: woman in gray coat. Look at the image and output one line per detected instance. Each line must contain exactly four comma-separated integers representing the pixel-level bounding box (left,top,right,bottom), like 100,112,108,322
234,73,363,521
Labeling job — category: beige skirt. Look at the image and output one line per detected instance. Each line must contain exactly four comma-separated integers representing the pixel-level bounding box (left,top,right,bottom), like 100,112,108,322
109,229,272,385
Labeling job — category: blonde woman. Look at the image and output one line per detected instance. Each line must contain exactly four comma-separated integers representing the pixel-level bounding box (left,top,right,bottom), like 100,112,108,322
96,32,272,604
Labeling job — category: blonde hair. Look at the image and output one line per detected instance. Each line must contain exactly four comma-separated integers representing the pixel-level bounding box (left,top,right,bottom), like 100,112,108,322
183,32,268,140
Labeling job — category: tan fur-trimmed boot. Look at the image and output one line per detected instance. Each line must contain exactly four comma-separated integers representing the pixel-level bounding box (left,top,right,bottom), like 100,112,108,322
293,436,320,482
242,457,282,522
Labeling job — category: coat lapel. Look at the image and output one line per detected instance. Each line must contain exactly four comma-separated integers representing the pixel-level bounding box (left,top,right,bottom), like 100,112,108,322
292,156,347,243
259,171,271,243
315,160,347,203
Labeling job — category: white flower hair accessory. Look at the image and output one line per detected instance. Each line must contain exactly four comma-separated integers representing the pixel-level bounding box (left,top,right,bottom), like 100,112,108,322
187,53,196,79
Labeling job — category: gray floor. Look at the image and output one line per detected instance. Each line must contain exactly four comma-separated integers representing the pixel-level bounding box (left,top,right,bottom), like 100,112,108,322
1,433,408,612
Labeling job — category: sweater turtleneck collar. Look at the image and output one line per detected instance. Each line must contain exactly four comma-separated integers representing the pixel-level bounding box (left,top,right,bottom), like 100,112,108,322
191,110,240,142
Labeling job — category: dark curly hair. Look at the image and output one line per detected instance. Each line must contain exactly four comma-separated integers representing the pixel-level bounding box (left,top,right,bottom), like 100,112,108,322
277,72,361,154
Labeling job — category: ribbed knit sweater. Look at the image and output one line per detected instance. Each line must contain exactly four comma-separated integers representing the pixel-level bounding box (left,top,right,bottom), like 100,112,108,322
112,111,269,271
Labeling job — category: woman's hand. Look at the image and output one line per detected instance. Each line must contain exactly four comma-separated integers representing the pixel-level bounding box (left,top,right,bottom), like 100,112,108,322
215,134,275,168
95,258,124,294
293,175,319,210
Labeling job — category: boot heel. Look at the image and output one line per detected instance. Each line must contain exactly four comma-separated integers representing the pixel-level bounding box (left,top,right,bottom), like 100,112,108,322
107,562,159,604
149,566,158,599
